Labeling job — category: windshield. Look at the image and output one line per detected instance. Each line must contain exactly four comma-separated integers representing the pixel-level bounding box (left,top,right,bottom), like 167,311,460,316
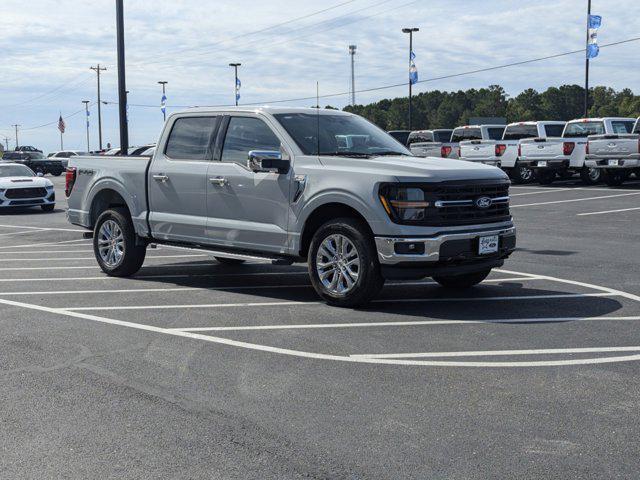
274,113,411,157
503,125,538,140
0,164,35,177
563,121,605,137
433,130,453,142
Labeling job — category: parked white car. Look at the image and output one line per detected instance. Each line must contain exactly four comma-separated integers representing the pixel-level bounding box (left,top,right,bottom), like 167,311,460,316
407,129,457,159
0,163,56,211
585,117,640,186
456,125,506,167
519,117,636,184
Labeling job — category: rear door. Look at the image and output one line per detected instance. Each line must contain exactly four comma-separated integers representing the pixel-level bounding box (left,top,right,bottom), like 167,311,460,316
205,114,292,254
148,115,220,243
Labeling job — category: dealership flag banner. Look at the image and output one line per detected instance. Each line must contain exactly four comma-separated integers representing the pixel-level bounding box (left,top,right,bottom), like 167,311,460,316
235,77,241,102
409,51,418,85
161,94,167,116
587,14,602,59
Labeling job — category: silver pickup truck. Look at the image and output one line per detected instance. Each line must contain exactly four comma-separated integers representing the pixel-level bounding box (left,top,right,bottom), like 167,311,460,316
519,117,636,185
585,117,640,186
66,107,516,307
407,129,457,159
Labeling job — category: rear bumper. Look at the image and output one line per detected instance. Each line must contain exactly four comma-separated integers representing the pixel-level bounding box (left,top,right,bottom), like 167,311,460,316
585,158,640,169
462,158,502,167
520,159,570,170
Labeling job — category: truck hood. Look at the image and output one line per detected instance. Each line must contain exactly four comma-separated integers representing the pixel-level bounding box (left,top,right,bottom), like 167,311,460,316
320,155,509,182
0,176,53,188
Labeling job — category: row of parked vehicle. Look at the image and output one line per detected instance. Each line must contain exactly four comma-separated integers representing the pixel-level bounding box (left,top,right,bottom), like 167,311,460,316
390,116,640,186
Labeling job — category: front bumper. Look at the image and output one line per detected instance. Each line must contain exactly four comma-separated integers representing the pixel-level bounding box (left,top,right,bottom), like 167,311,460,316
375,225,516,265
0,189,55,207
585,158,640,169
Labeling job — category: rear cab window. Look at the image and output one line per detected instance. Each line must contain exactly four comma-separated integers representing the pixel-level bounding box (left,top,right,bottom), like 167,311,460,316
164,116,220,160
610,121,635,134
563,121,605,138
487,127,505,140
407,132,433,145
543,124,564,137
433,130,453,142
451,128,482,142
503,124,538,140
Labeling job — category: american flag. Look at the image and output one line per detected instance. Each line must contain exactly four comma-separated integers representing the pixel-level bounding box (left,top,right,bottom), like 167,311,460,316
58,115,66,134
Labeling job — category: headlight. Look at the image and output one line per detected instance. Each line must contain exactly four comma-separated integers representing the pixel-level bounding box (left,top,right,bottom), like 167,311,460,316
379,184,431,222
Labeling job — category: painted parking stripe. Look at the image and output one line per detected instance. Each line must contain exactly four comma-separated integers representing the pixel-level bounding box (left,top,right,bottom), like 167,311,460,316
0,239,90,250
0,223,85,233
63,292,615,312
577,206,640,216
0,254,208,262
352,345,640,359
511,191,640,208
510,188,573,197
0,230,39,237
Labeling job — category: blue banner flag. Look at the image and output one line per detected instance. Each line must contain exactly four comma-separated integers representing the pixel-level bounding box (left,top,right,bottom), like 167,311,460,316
235,77,241,102
588,14,602,29
409,51,418,85
161,94,167,115
587,14,601,59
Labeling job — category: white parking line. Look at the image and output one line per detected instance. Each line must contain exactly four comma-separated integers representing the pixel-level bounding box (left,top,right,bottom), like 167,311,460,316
0,254,208,262
0,230,39,237
511,191,640,208
352,345,640,359
510,188,573,197
0,223,85,232
577,206,640,216
0,239,90,250
0,271,310,282
62,291,613,312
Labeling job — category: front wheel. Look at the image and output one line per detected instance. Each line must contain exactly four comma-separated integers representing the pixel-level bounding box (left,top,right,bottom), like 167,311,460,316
580,166,601,185
433,269,491,289
308,218,384,308
536,170,555,185
93,208,146,277
603,170,627,187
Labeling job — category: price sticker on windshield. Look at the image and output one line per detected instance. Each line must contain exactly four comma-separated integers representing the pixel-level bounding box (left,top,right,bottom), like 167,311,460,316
478,235,499,255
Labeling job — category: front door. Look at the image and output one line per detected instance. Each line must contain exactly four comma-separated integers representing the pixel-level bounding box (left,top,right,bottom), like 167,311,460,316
148,115,219,243
206,115,292,254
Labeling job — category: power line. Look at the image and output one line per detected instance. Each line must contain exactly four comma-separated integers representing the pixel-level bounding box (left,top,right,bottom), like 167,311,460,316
20,104,94,131
0,73,94,109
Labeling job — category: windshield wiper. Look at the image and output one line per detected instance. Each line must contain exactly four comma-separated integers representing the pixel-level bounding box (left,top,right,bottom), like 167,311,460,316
371,151,411,157
318,151,372,158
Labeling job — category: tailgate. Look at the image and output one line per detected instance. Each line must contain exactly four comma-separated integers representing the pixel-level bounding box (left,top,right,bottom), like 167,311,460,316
410,142,442,158
459,140,496,160
519,138,564,159
587,134,640,159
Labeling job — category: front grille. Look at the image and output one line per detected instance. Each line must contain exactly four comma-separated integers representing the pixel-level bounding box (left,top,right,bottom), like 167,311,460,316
9,199,44,205
431,182,510,226
4,187,48,199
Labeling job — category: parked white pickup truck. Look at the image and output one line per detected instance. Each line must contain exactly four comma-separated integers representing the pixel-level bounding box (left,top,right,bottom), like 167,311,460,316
519,117,637,185
407,129,457,159
66,107,516,307
458,121,566,184
457,125,506,168
585,117,640,186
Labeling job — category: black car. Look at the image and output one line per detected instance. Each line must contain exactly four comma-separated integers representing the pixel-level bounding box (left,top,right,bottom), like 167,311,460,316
15,145,43,153
387,130,412,146
1,151,65,176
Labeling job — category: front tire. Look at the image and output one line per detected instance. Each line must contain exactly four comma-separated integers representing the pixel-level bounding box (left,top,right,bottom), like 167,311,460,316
93,208,146,277
580,166,601,185
433,269,491,289
308,217,384,308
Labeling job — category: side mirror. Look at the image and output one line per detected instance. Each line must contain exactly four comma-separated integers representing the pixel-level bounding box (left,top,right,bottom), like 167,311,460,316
36,172,44,177
248,150,290,174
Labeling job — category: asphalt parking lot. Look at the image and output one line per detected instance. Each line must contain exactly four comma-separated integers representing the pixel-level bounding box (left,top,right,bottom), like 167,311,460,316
1,176,640,479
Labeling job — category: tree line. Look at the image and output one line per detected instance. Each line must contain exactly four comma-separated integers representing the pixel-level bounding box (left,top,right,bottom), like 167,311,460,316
341,84,640,130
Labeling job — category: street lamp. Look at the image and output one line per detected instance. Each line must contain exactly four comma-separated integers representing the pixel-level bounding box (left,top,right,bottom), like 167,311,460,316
348,45,357,106
82,100,90,152
229,63,241,106
402,27,419,131
158,81,168,121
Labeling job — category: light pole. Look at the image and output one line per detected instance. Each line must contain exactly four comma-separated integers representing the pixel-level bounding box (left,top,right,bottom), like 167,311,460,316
82,100,91,151
349,45,357,106
584,0,591,117
158,81,168,121
229,63,241,106
116,0,129,155
402,27,419,131
12,124,20,149
90,64,107,150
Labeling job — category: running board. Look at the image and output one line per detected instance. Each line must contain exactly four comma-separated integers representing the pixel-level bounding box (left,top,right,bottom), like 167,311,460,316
148,241,297,265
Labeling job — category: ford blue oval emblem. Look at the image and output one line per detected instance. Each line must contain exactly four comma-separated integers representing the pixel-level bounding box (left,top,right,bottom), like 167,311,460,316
475,196,492,209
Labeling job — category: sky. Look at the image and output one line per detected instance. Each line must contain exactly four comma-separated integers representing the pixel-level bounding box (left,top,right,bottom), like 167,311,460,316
0,0,638,153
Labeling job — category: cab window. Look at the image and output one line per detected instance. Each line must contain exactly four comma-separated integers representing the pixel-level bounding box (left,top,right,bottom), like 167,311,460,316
221,117,281,165
165,116,219,160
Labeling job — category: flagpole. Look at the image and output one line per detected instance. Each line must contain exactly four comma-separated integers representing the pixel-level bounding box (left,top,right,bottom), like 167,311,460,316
60,130,63,150
584,0,591,117
402,28,419,131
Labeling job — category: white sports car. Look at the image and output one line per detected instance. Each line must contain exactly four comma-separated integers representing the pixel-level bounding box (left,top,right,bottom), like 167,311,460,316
0,163,56,211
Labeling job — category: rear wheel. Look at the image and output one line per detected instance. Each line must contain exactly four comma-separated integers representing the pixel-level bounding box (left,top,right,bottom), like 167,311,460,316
308,217,384,308
93,208,146,277
580,166,601,185
433,269,491,289
510,162,534,184
41,204,55,212
536,170,555,185
603,169,626,187
214,257,246,265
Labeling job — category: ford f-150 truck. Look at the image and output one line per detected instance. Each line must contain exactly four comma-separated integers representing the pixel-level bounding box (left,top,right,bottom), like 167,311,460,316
585,117,640,186
407,129,458,159
66,107,516,307
519,117,636,185
456,125,506,167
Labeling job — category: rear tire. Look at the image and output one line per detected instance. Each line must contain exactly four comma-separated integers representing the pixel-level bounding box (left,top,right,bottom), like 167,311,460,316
308,217,384,308
537,170,555,185
580,166,601,185
510,162,534,184
603,170,626,187
93,208,146,277
215,257,246,265
433,269,491,289
41,204,55,212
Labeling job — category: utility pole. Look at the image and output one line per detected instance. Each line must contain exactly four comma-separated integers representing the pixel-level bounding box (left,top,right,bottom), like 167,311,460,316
12,124,20,149
229,63,241,106
402,27,419,131
3,136,9,151
158,81,168,121
90,64,107,150
82,100,91,151
116,0,129,154
349,45,357,106
584,0,592,117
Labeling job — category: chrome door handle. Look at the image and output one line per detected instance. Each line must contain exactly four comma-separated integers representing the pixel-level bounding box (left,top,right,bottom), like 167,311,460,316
209,176,228,186
152,174,169,182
